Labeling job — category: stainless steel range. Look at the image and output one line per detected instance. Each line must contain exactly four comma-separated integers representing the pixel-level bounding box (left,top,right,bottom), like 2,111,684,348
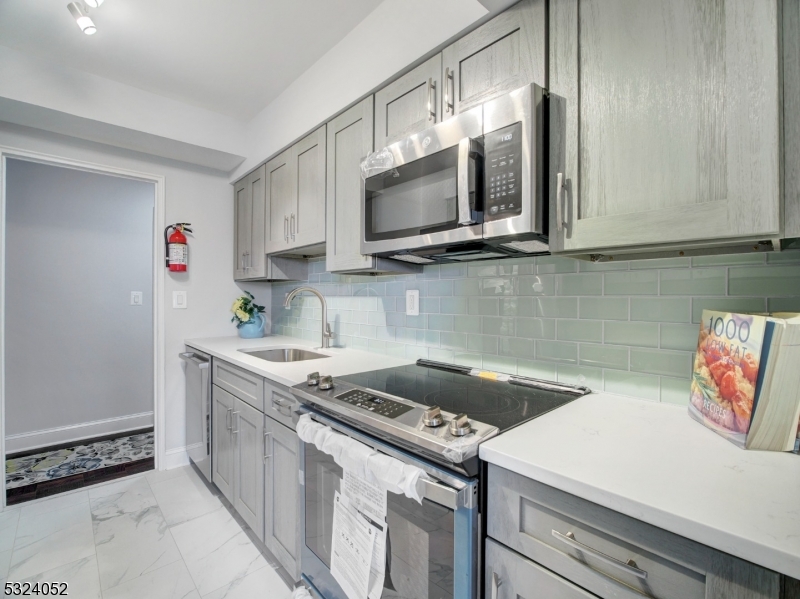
291,359,590,599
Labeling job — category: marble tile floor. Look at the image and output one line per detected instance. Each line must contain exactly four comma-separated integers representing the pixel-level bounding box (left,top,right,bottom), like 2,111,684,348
0,464,295,599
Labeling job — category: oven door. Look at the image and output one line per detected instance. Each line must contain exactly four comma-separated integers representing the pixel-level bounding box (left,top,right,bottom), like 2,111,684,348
299,409,479,599
361,106,485,256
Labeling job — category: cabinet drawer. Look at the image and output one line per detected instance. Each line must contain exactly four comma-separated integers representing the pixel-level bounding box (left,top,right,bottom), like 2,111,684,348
489,465,716,599
212,359,264,412
264,380,297,429
486,538,597,599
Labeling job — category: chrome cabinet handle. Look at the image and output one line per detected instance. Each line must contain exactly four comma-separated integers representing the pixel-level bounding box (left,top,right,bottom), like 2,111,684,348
290,213,296,241
552,530,648,579
490,571,500,599
556,172,566,232
231,411,240,434
263,431,272,462
457,137,482,225
284,216,289,242
427,77,434,121
445,67,454,114
226,408,232,431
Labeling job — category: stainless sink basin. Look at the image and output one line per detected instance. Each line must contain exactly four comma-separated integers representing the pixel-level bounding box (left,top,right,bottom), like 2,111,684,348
239,348,329,362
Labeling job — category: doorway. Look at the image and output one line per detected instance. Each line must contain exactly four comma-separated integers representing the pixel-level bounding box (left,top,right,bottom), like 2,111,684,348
1,154,164,505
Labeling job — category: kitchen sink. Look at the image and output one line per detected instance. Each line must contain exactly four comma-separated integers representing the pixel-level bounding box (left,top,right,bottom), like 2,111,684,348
239,348,329,362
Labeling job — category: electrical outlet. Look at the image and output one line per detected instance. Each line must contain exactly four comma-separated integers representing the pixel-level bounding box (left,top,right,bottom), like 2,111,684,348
406,289,419,316
130,291,143,306
173,291,187,309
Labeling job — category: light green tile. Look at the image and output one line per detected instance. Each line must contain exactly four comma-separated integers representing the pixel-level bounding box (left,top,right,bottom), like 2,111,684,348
499,297,536,317
385,342,407,358
351,337,370,351
604,321,658,348
440,297,468,315
496,259,534,275
428,348,455,363
691,297,766,323
536,256,578,274
416,329,439,346
427,314,454,332
579,344,628,369
630,297,689,323
558,319,603,342
629,257,690,269
604,371,660,401
359,324,376,339
517,360,557,381
405,314,427,329
368,312,387,326
518,275,555,296
468,297,499,316
578,260,629,272
394,327,416,344
426,280,453,296
604,271,658,295
660,377,691,405
557,365,603,390
767,297,800,312
535,297,578,318
453,278,481,296
499,337,534,360
630,349,692,378
660,323,701,351
516,318,556,339
454,317,482,334
481,276,517,296
729,265,800,297
453,352,482,368
468,334,498,354
406,345,429,359
692,253,766,267
439,263,468,279
468,263,499,277
368,339,387,353
535,340,578,364
483,316,515,336
660,268,725,296
579,297,628,320
557,273,603,296
440,332,467,350
766,250,800,264
482,355,517,374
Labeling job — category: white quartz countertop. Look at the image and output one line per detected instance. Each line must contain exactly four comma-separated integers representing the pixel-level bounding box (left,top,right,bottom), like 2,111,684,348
479,392,800,579
184,334,413,387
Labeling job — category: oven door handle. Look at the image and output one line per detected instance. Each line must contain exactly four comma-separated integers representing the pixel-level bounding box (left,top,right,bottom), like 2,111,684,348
417,477,460,510
457,137,483,226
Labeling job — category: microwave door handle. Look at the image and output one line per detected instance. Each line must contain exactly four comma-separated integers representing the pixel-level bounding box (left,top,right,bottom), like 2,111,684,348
457,137,479,226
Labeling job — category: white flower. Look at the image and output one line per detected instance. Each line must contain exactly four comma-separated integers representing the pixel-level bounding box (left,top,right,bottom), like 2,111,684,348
235,309,250,322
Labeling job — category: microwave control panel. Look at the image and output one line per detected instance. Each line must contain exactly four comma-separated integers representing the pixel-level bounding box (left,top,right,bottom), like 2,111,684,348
484,122,523,222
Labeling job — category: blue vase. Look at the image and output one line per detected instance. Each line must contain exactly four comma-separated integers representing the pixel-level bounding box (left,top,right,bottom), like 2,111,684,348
238,313,266,339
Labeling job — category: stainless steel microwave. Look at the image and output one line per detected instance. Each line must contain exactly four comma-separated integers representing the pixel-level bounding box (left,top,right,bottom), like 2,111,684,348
361,83,546,264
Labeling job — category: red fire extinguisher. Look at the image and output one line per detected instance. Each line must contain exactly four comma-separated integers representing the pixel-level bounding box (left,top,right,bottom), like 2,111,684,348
165,223,192,272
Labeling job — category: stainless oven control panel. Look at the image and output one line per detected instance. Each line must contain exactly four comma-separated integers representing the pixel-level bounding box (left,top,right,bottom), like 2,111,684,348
334,389,414,419
484,122,522,221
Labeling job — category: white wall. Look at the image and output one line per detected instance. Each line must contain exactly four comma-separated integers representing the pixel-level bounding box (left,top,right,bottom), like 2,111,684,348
5,159,155,445
0,122,271,453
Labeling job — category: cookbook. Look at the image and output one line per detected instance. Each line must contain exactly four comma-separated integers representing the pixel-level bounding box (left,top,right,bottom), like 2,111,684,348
689,310,800,451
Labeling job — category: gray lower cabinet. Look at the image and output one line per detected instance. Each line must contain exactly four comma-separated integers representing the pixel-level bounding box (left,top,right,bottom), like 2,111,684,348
233,398,265,542
233,164,267,280
487,464,781,599
548,0,782,256
441,0,545,118
211,384,235,503
263,416,300,581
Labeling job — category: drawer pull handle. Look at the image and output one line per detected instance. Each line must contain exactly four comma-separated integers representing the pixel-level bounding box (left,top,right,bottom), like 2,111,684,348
552,530,648,580
231,411,240,434
263,431,272,462
226,407,232,431
272,397,292,415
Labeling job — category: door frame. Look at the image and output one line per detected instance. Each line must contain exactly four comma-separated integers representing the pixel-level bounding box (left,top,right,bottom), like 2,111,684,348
0,146,166,509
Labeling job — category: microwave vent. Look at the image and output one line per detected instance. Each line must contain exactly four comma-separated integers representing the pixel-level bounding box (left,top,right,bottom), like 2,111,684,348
501,239,549,254
390,254,435,264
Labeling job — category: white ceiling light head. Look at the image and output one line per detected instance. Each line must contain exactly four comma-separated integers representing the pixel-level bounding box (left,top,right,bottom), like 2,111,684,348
84,0,104,7
67,2,97,35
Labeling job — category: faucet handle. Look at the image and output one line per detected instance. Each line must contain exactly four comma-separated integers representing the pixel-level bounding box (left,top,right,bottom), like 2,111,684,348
324,323,334,338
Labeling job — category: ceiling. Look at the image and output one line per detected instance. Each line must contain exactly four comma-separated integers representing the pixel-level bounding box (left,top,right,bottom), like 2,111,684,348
0,0,386,120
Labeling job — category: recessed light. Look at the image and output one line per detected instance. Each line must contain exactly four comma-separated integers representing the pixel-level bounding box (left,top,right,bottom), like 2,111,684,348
84,0,104,7
67,2,97,35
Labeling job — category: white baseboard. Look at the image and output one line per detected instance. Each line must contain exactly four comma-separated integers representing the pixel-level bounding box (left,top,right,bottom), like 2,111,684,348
6,412,155,454
162,446,190,470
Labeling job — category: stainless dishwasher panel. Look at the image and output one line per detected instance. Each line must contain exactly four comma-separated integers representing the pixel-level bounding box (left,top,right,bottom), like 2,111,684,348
180,350,211,482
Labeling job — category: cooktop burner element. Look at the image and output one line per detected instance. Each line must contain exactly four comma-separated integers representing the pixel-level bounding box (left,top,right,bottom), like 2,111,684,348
424,388,521,416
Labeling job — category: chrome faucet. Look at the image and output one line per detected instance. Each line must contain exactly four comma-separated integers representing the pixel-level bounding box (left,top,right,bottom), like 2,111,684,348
283,287,334,349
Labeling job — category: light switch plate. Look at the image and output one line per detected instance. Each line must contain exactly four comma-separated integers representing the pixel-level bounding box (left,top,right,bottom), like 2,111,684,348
130,291,143,306
173,291,187,309
406,290,419,316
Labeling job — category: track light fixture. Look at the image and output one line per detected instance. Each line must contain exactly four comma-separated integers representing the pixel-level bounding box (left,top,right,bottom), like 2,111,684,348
67,2,97,35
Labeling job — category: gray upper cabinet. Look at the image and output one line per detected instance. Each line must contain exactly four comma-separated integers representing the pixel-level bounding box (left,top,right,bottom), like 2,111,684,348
211,385,235,504
549,0,782,255
441,0,545,118
233,398,265,543
233,164,267,281
264,148,294,255
374,54,442,150
785,0,800,239
264,417,300,581
292,126,327,250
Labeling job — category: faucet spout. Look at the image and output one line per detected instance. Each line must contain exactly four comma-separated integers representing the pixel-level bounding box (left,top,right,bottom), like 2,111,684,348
283,287,333,349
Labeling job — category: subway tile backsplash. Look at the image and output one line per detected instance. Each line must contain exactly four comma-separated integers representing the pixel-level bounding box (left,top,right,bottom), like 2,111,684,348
271,252,800,405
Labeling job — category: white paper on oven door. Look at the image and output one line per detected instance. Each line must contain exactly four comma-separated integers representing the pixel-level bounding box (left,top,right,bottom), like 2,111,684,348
331,492,376,599
343,469,387,523
367,521,387,599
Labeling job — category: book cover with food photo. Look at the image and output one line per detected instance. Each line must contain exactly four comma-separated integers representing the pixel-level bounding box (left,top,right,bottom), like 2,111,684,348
689,310,767,447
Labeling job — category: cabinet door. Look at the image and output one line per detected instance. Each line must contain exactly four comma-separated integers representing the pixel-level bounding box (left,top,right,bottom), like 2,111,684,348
549,0,781,254
374,54,442,149
246,165,267,278
233,176,250,281
325,96,376,273
441,0,545,118
264,150,295,255
211,385,235,504
264,417,300,581
233,398,265,541
292,126,326,249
